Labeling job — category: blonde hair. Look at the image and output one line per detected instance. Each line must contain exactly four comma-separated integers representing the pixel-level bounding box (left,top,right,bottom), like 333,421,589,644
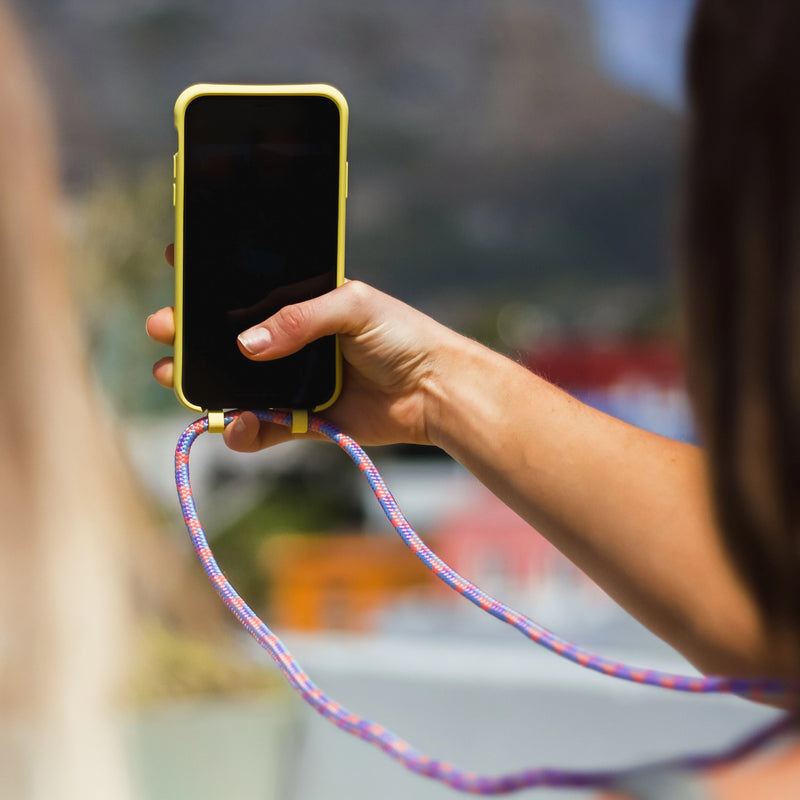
0,4,135,796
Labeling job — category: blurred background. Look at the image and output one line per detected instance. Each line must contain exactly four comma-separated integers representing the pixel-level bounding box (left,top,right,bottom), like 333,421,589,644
7,0,780,798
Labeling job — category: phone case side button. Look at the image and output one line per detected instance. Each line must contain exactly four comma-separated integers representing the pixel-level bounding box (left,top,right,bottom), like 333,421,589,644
173,152,178,178
172,181,176,206
345,161,349,198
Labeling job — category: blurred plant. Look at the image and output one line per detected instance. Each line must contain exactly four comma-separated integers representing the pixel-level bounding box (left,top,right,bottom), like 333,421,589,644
66,163,174,415
210,466,364,607
126,622,286,706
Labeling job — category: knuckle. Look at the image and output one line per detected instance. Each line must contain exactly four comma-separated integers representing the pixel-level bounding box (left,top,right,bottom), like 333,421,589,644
340,279,370,314
343,279,367,301
274,302,310,340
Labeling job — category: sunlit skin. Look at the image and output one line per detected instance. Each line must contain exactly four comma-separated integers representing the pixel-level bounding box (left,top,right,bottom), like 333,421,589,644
146,244,795,688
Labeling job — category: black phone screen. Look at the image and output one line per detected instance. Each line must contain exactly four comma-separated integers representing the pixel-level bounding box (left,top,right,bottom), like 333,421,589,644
180,93,341,410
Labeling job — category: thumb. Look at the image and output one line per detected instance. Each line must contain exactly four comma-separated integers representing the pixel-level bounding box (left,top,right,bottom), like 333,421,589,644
236,280,370,361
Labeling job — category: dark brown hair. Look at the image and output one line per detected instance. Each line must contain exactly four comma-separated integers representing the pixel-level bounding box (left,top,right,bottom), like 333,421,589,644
684,0,800,650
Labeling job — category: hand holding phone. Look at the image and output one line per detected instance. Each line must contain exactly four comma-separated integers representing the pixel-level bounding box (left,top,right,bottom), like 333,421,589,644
148,275,462,451
149,85,470,452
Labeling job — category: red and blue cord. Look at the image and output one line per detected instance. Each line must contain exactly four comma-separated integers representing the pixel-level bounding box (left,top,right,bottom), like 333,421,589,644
175,410,796,794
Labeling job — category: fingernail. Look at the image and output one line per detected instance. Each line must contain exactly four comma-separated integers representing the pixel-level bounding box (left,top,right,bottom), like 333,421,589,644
238,327,271,355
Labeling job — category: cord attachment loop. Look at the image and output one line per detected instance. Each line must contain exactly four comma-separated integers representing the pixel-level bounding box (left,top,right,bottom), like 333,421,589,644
207,410,225,434
291,409,309,434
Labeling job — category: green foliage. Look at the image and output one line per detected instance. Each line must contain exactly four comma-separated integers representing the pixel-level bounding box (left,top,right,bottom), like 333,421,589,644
210,468,363,608
67,163,174,414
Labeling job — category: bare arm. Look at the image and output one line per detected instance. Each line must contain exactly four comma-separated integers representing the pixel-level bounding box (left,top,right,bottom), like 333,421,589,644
148,278,782,678
424,333,772,677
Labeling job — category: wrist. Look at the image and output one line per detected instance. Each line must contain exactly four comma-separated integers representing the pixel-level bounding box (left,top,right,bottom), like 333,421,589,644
421,333,510,453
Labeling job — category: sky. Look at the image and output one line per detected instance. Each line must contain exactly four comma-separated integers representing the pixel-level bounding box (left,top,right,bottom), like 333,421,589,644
586,0,696,110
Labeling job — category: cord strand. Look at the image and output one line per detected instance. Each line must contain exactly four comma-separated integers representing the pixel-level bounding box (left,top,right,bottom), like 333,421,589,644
175,410,796,794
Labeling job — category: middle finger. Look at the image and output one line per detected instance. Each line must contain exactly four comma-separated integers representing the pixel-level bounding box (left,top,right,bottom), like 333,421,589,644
146,306,176,345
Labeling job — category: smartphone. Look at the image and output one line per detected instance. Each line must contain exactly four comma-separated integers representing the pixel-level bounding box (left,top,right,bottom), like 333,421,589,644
172,83,347,413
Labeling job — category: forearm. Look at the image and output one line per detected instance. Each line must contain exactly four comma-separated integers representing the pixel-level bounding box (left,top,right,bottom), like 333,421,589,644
424,336,777,677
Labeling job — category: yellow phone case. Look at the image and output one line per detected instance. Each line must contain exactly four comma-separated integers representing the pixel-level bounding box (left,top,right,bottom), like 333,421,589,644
172,83,348,414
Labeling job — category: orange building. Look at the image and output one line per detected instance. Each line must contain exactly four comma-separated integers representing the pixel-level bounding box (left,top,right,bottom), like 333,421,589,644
261,533,434,632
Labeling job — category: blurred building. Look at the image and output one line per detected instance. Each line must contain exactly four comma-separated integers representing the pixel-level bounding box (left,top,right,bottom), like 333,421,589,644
523,337,695,442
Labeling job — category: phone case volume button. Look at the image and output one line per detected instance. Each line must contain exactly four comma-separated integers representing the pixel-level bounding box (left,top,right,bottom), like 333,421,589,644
172,181,176,206
173,153,178,178
345,161,349,198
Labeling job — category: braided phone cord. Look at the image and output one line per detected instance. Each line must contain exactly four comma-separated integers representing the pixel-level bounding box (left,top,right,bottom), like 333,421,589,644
175,410,795,794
